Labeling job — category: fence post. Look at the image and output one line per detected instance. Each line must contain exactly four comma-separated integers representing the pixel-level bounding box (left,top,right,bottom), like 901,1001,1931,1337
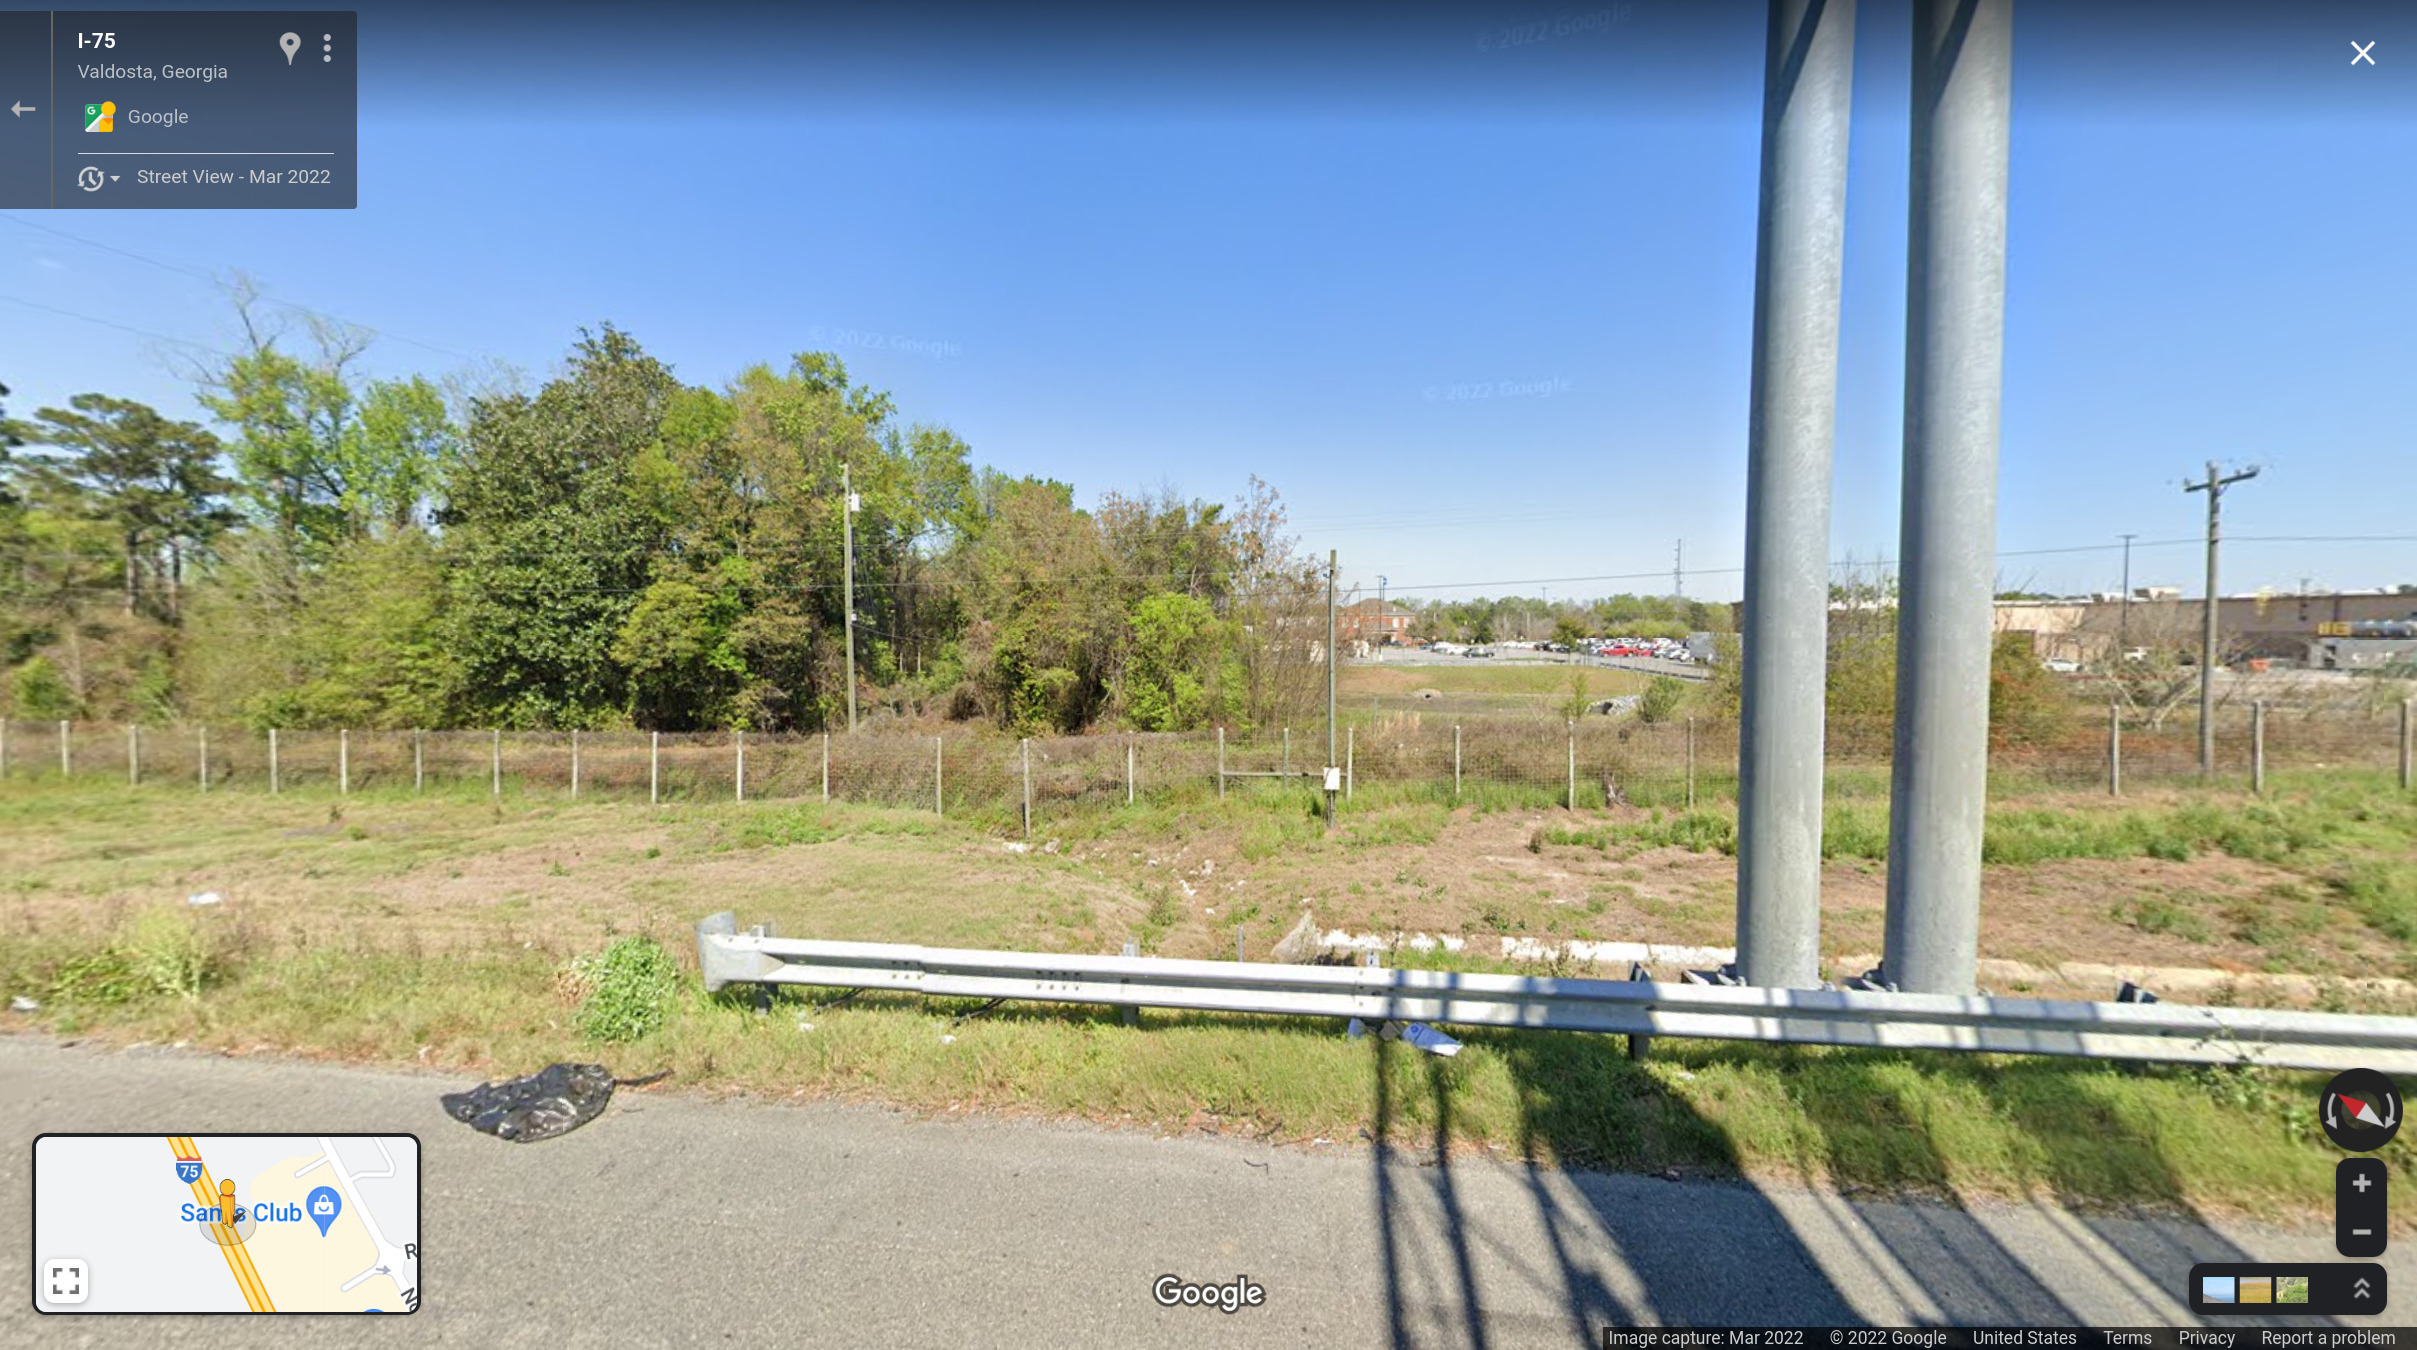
2402,698,2413,792
60,720,71,777
198,725,208,792
650,731,660,805
127,723,139,786
2108,703,2122,797
822,731,831,803
1686,717,1696,811
1217,725,1226,801
1282,726,1290,779
491,729,501,798
1345,724,1354,801
269,728,279,794
1567,719,1577,811
1454,724,1462,800
339,729,349,795
1022,738,1033,838
2250,700,2266,796
571,730,581,799
414,730,424,793
736,730,746,803
935,735,945,816
1126,740,1135,806
0,715,8,779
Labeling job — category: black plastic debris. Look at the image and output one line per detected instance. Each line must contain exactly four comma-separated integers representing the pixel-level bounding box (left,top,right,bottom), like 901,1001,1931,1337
441,1063,670,1143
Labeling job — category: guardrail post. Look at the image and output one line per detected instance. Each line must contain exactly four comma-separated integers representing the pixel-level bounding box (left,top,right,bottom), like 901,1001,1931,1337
127,723,139,786
491,729,501,798
339,728,349,795
1021,738,1033,838
650,731,660,805
1345,725,1354,801
2250,700,2266,795
571,729,581,799
269,727,279,794
1454,724,1462,800
413,729,424,793
935,735,944,816
198,725,208,792
736,730,746,803
1216,725,1225,800
1567,718,1577,811
60,719,71,777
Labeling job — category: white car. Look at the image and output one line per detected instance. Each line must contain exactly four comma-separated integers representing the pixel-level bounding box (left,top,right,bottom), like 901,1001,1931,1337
2042,658,2081,674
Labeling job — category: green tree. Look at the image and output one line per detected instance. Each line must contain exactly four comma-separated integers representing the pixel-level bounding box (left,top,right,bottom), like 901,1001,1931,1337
1120,592,1236,731
1638,675,1686,724
1552,615,1589,652
19,394,235,622
440,325,680,728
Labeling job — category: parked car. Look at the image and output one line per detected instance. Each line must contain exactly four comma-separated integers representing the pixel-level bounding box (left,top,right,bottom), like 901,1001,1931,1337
2042,658,2081,674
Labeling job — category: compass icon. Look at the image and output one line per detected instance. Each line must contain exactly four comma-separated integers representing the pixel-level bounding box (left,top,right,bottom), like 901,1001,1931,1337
2321,1068,2401,1152
77,165,104,192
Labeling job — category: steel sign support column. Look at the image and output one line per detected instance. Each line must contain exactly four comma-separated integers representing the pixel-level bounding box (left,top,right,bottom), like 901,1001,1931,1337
1884,0,2015,997
1736,0,1857,990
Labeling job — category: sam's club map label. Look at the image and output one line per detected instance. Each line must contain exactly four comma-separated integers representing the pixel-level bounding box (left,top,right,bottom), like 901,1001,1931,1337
34,1134,419,1314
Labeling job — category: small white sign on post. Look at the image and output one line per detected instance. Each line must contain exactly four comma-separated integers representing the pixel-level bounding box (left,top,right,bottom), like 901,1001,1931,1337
1323,766,1342,792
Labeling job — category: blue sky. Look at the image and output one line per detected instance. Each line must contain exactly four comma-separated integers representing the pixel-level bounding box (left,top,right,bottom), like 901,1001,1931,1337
5,0,2413,604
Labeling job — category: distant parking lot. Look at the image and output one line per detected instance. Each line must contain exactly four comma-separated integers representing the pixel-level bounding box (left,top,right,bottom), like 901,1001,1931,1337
1360,644,1710,682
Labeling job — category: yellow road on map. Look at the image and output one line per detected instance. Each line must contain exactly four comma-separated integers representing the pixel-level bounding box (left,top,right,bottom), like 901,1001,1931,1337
166,1136,276,1312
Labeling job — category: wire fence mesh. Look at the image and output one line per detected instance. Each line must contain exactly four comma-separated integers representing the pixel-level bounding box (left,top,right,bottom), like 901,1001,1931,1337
4,697,2409,818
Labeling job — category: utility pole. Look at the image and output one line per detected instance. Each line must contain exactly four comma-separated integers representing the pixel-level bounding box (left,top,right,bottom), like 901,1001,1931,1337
843,463,859,733
2185,461,2259,776
1377,574,1388,662
2117,532,2137,661
1325,550,1338,830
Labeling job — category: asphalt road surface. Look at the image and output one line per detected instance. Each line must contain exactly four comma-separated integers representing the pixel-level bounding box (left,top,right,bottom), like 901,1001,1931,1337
5,1037,2400,1347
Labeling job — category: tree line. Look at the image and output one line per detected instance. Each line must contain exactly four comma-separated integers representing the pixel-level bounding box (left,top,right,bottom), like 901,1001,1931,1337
0,302,1329,736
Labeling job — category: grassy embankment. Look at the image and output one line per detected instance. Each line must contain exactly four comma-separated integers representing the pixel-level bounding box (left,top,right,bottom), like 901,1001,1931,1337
2,771,2410,1221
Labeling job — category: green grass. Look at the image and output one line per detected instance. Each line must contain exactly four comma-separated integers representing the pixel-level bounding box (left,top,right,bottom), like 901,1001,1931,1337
3,768,2412,1217
0,904,2375,1218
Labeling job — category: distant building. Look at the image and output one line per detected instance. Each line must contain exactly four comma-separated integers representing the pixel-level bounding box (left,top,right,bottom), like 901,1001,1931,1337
1992,590,2417,667
1339,598,1414,647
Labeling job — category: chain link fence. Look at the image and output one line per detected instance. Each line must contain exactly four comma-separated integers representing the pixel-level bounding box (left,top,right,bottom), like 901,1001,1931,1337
1,698,2410,823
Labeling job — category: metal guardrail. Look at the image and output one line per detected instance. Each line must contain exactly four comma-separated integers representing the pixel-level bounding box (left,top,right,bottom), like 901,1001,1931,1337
696,913,2417,1073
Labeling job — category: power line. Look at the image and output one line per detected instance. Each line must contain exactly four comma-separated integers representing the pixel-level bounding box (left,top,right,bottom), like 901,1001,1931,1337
0,212,485,364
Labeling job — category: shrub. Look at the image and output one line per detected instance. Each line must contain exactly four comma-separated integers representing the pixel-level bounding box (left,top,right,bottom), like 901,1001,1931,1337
1637,676,1685,725
571,937,683,1043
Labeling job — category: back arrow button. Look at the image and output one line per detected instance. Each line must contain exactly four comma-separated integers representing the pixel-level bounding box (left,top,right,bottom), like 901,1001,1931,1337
9,102,32,117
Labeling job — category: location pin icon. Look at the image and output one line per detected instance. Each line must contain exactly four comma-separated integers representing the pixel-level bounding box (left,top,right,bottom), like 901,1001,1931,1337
279,32,301,65
305,1185,341,1236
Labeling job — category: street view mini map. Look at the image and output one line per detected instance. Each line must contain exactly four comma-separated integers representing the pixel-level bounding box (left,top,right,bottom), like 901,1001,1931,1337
33,1134,419,1314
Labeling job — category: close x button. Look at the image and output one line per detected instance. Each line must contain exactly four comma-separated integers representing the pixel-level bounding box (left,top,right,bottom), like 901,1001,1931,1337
2339,1157,2389,1258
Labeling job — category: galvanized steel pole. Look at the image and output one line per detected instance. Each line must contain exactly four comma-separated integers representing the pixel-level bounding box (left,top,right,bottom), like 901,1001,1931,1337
1737,0,1856,990
650,731,660,805
2403,698,2413,791
1883,0,2014,997
339,728,349,795
2108,703,2121,796
269,727,279,794
127,723,138,786
571,729,581,799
